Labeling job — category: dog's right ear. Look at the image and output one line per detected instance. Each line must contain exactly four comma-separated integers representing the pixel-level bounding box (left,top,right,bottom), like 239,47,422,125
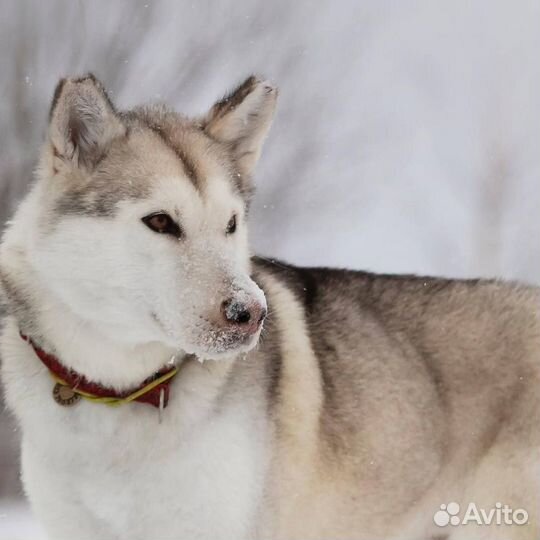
202,76,277,180
48,74,125,171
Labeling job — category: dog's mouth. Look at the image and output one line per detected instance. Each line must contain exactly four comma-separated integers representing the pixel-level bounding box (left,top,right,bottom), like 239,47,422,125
152,310,263,359
194,323,263,359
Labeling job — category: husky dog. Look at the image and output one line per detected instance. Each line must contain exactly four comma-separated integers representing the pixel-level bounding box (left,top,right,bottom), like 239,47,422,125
1,74,539,540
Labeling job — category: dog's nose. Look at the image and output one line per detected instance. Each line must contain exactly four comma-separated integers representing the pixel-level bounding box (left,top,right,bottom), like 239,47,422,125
221,299,267,328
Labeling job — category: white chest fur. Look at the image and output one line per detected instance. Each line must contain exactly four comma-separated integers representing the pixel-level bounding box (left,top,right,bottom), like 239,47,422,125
1,320,269,540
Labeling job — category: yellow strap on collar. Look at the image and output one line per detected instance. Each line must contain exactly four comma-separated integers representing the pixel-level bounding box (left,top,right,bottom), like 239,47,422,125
49,367,178,407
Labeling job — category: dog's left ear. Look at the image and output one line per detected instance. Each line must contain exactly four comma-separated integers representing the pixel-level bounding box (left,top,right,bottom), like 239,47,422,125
202,76,278,179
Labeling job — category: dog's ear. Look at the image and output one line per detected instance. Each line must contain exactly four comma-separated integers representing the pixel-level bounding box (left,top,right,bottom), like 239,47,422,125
48,74,126,171
202,76,277,178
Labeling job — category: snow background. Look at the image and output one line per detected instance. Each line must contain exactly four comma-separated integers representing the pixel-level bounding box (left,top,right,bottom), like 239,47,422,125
1,0,539,537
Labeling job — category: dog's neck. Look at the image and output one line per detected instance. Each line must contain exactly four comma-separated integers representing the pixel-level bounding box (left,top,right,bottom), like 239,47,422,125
17,280,183,392
40,316,179,392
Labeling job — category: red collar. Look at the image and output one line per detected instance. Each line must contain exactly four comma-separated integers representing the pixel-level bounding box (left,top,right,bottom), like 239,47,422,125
20,333,178,409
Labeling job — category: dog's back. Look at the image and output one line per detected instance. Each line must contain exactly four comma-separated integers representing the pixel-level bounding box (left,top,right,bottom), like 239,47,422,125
253,258,540,539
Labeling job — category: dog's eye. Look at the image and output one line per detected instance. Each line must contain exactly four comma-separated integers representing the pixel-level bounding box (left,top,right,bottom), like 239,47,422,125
142,213,181,237
226,214,237,235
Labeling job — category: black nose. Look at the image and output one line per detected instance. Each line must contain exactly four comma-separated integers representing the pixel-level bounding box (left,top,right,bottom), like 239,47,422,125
221,299,267,326
222,300,252,324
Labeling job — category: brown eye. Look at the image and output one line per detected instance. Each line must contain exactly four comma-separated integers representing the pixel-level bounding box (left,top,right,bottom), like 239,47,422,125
142,213,182,238
226,214,237,235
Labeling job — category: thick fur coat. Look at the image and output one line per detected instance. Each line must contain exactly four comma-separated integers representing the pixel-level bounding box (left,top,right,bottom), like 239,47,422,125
1,75,539,540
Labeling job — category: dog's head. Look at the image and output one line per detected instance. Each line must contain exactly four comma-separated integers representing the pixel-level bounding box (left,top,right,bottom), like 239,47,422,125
30,74,277,359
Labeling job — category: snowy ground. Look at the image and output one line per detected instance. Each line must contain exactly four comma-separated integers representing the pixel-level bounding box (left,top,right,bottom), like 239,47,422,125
1,0,539,537
0,501,45,540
